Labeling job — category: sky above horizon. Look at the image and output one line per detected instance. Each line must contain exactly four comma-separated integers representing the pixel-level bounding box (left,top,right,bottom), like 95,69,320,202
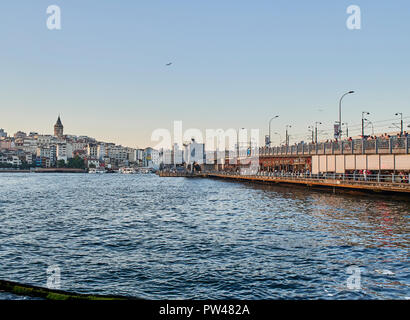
1,0,409,148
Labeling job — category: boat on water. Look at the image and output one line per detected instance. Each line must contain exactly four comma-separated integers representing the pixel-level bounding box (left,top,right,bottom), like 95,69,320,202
119,167,136,174
88,167,106,174
137,167,155,174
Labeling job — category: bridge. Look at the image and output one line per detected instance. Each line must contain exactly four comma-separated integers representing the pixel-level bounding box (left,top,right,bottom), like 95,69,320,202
258,136,410,174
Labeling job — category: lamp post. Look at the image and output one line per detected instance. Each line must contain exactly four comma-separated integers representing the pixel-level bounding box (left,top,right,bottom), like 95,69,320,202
308,126,314,144
362,111,370,138
364,119,374,135
338,91,355,139
342,122,349,138
395,112,403,135
315,122,322,144
285,125,292,146
268,115,280,146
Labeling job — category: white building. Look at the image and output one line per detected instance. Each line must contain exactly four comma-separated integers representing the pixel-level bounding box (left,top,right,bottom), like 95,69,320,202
25,153,33,164
57,143,68,163
107,145,128,162
22,137,38,154
184,139,205,165
144,147,160,169
87,159,100,168
36,135,54,146
87,143,98,159
8,156,22,167
97,144,106,160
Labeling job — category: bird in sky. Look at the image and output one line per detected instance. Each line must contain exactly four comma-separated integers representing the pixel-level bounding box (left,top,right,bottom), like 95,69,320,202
166,62,172,66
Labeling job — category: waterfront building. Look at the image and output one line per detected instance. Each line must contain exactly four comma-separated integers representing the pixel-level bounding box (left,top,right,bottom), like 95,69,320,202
86,158,100,168
173,143,184,167
9,156,22,167
25,153,33,165
107,144,128,165
0,153,8,164
126,148,137,163
136,149,145,167
184,139,205,167
144,147,160,169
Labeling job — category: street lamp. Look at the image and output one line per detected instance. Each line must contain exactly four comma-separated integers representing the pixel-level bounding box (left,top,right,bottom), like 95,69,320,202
362,111,370,138
364,119,374,135
268,115,280,146
338,91,355,139
342,122,349,138
315,122,322,144
285,125,292,146
237,127,245,158
308,126,314,144
395,112,403,135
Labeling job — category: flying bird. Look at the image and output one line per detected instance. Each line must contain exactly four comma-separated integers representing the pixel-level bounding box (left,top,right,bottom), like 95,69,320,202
166,62,172,66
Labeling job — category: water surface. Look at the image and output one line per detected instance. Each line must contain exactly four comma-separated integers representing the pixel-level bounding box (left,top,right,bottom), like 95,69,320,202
0,173,409,299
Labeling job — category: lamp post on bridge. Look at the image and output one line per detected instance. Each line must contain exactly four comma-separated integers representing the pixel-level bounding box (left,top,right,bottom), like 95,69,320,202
338,91,355,139
362,111,370,138
342,122,349,138
285,125,292,146
308,126,314,144
364,119,374,135
268,115,280,146
315,122,322,144
395,112,403,135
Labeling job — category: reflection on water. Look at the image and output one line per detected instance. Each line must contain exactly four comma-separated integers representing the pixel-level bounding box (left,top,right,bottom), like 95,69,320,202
0,173,408,299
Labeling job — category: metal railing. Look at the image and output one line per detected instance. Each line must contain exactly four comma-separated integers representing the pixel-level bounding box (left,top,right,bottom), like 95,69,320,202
210,170,410,185
259,136,409,156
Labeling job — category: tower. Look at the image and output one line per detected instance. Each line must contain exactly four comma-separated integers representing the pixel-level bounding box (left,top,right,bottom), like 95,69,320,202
54,116,64,138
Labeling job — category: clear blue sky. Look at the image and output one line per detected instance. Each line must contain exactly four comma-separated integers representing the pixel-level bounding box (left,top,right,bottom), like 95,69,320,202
1,0,409,147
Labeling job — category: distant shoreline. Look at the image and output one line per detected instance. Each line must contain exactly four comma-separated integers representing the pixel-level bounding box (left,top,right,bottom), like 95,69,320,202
0,168,86,173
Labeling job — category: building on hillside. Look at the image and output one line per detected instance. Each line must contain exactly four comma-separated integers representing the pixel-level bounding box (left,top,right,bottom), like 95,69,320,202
87,143,98,159
57,143,68,163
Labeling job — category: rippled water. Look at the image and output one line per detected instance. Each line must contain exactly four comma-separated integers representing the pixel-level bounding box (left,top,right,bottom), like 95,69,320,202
0,173,409,299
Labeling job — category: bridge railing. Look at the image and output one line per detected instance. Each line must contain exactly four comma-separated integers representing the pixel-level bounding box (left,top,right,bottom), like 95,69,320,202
210,170,410,184
259,136,409,156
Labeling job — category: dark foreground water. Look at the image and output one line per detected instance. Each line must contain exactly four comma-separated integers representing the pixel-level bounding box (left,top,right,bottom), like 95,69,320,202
0,173,409,299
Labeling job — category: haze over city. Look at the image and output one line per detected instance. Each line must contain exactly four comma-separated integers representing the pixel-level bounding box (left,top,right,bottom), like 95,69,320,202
1,0,409,148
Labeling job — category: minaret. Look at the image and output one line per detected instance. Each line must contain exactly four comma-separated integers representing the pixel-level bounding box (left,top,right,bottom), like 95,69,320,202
54,115,64,138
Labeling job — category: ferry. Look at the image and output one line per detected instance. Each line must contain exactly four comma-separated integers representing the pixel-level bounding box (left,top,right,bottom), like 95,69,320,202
119,167,136,174
88,167,106,174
